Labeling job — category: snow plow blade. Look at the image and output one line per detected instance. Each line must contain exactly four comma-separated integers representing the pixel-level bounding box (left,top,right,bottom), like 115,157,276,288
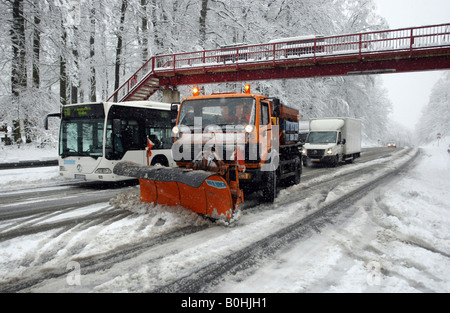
113,162,235,220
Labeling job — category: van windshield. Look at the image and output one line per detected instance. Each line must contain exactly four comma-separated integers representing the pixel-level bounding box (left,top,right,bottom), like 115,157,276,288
306,131,337,144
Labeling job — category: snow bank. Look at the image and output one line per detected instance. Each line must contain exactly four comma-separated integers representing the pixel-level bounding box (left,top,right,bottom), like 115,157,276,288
0,144,57,163
215,142,450,292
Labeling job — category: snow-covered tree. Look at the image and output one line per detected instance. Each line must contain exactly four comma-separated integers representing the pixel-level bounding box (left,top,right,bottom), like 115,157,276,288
416,72,450,144
0,0,397,146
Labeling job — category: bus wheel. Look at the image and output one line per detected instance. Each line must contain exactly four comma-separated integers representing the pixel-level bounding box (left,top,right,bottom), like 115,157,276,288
151,156,169,167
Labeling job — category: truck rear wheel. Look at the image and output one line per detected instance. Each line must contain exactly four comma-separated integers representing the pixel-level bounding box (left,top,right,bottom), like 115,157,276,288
294,156,302,184
288,156,301,186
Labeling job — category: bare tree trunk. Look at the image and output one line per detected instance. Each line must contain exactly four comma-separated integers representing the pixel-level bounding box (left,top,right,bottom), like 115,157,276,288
29,1,41,142
32,0,40,89
114,0,128,101
199,0,208,48
60,19,67,106
10,0,27,144
11,0,26,97
71,44,79,104
141,0,149,63
151,0,162,52
90,6,97,102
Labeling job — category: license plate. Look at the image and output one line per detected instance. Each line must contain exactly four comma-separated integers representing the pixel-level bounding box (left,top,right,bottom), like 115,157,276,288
74,174,86,180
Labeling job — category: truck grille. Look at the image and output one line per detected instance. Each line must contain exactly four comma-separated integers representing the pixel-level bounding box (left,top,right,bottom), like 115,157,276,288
307,149,325,159
174,143,261,163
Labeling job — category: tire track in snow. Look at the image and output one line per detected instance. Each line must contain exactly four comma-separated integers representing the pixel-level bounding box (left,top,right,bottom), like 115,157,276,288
0,224,209,293
152,149,419,292
0,206,130,242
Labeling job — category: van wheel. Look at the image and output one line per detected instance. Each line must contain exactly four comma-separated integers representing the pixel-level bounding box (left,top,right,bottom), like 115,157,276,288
345,156,354,164
331,155,339,167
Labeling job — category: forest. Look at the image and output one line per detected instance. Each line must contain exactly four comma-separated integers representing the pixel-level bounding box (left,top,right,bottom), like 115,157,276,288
0,0,446,147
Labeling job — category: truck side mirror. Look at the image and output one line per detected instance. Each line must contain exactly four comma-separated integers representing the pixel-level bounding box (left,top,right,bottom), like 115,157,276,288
272,98,280,118
113,119,121,135
342,139,346,145
171,103,179,125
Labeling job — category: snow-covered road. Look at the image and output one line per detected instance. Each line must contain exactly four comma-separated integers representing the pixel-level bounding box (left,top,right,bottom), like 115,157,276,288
0,143,449,293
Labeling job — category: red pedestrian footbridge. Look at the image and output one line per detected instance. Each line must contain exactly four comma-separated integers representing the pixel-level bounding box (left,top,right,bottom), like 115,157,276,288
108,23,450,102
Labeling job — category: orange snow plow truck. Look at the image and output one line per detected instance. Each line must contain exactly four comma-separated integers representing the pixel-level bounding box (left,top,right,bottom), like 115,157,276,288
113,87,302,220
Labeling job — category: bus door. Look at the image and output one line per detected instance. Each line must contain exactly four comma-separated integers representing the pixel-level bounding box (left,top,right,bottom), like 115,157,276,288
109,119,145,165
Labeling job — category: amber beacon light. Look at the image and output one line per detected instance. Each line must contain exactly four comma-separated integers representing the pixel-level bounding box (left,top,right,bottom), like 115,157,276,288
192,86,200,96
244,84,251,94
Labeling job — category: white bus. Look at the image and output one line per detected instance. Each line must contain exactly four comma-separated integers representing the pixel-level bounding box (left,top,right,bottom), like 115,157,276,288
47,101,177,182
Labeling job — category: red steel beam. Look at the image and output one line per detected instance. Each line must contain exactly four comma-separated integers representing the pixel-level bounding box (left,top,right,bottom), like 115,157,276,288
157,52,450,86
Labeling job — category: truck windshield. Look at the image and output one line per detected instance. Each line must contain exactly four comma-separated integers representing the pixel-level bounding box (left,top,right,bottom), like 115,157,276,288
306,131,337,144
178,97,256,129
59,104,105,159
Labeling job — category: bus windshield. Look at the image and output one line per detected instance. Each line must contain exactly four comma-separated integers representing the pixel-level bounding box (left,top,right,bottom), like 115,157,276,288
306,131,337,144
59,104,105,159
178,97,256,129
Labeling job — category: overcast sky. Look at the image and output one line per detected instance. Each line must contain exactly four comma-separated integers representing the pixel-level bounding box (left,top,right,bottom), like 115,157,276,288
374,0,450,131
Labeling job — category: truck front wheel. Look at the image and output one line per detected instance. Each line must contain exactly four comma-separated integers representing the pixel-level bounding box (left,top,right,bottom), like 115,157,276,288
261,170,277,203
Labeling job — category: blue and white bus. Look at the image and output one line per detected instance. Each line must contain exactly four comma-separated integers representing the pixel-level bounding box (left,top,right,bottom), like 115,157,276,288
48,101,177,182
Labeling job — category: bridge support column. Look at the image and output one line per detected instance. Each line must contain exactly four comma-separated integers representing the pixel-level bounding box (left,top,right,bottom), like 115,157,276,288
162,89,180,103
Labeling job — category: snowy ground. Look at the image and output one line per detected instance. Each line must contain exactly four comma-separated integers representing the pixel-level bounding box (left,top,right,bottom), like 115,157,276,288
216,142,450,292
0,141,449,293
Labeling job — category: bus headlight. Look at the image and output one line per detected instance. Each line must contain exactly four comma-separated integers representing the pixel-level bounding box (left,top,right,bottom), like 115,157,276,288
95,168,112,174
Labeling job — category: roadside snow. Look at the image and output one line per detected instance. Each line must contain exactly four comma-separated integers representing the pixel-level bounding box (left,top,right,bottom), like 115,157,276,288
214,141,450,293
0,144,57,163
0,144,60,190
0,167,61,190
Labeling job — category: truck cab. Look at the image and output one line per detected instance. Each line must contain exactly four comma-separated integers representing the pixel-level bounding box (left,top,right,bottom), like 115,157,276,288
172,87,302,202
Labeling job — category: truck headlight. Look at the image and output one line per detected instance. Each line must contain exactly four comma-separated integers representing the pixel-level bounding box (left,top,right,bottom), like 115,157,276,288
302,147,307,155
327,148,333,155
245,125,254,133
